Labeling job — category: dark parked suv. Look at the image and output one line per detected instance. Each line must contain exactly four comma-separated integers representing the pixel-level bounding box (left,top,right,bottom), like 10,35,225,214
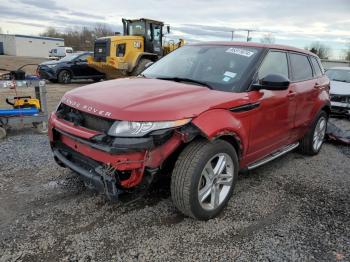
38,52,105,84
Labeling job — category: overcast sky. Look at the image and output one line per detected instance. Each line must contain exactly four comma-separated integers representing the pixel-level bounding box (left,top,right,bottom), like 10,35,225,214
0,0,349,58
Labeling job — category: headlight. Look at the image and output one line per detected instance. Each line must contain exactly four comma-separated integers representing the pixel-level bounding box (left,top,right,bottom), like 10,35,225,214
108,119,191,137
46,64,57,68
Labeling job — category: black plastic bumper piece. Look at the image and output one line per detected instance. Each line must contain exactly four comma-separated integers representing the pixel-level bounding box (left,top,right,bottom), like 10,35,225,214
53,148,121,200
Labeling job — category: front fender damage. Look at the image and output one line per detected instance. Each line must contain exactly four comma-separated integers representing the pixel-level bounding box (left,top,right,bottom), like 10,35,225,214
191,109,248,157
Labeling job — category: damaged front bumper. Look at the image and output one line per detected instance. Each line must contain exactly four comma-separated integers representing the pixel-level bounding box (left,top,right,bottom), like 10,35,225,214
330,95,350,116
49,113,196,200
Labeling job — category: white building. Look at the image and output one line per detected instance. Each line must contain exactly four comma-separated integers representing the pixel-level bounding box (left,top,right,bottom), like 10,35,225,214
0,34,64,57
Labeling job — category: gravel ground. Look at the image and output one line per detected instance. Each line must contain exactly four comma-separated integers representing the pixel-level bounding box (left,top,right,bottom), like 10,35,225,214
0,121,349,261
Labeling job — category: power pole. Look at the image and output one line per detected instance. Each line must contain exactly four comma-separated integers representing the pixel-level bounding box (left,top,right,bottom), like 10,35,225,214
246,30,252,42
231,30,235,41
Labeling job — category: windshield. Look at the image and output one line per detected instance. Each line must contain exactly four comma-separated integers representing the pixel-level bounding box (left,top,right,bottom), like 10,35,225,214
325,69,350,83
142,45,262,92
59,53,82,62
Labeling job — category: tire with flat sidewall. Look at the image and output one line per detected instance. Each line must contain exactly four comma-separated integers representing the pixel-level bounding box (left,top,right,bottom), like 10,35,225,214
299,110,328,155
171,139,239,220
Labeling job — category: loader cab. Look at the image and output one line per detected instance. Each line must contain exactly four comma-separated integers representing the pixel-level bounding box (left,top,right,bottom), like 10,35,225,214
122,18,164,56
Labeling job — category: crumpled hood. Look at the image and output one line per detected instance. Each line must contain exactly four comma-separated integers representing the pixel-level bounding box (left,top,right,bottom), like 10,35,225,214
62,78,249,121
330,80,350,96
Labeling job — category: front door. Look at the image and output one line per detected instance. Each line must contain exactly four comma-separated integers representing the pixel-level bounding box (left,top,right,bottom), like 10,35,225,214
145,23,163,56
246,50,296,163
71,54,98,77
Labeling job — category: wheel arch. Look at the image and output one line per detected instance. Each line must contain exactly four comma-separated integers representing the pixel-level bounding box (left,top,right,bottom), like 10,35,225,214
321,103,331,117
130,53,159,72
212,133,242,159
191,109,248,158
57,68,74,78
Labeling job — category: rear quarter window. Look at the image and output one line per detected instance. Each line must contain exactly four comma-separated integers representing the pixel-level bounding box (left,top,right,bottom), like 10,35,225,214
289,53,313,81
310,56,323,77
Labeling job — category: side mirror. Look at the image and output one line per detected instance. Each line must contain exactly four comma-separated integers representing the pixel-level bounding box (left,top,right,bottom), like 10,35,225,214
75,59,86,63
145,61,154,69
252,74,290,91
167,25,170,34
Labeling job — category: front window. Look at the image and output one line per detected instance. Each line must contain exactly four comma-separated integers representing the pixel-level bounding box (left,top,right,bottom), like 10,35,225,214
325,69,350,83
142,45,262,92
258,51,289,80
129,21,145,36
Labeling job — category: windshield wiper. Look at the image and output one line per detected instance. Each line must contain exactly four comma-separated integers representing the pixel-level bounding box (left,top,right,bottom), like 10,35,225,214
156,77,213,89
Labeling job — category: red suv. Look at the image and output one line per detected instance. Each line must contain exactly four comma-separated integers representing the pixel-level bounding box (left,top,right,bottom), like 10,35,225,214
49,42,330,220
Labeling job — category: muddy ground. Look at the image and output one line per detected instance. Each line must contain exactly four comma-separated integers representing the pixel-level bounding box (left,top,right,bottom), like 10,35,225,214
0,56,349,261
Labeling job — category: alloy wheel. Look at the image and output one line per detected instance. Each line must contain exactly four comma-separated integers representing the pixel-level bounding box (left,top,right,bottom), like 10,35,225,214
313,116,326,151
198,153,234,211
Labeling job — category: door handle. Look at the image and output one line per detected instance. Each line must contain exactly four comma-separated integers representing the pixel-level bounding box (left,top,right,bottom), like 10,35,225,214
287,91,296,98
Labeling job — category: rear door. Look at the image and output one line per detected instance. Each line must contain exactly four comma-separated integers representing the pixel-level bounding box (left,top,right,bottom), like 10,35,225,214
288,53,318,139
247,50,296,161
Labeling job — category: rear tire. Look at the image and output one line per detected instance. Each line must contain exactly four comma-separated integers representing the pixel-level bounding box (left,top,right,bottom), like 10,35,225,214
131,59,152,76
58,70,71,84
0,127,7,139
34,122,48,134
171,139,239,220
299,110,328,155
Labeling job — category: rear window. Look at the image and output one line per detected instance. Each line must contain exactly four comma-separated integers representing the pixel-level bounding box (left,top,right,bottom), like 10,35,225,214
289,53,313,81
310,56,323,77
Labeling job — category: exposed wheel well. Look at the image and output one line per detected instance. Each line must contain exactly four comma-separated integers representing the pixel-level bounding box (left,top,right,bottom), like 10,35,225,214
214,135,242,159
321,105,331,117
161,133,242,174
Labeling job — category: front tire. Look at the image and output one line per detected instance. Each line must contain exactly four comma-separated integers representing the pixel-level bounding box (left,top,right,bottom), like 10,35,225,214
299,110,328,155
58,70,72,84
171,139,239,220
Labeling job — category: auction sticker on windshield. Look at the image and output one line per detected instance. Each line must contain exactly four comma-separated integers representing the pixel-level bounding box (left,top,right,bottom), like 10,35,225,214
226,47,255,57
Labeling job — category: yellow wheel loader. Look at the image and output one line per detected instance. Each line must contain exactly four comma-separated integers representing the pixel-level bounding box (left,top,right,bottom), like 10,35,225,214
87,18,185,79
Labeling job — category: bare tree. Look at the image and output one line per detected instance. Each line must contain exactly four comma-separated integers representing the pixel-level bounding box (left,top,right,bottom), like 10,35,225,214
260,33,275,44
41,27,61,38
94,23,114,38
308,41,331,59
40,24,115,51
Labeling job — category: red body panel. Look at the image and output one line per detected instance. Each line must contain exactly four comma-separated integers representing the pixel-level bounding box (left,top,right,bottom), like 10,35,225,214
49,42,330,190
